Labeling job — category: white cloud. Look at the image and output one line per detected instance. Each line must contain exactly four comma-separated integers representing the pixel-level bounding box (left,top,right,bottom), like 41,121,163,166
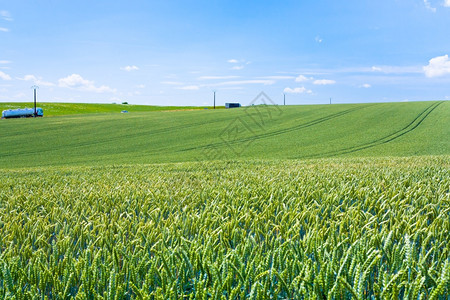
360,83,371,88
20,74,55,86
371,66,383,72
284,87,312,94
177,85,200,90
0,27,9,32
121,65,139,72
0,10,12,21
0,71,11,80
135,84,145,88
445,0,450,7
295,75,313,82
0,60,11,64
315,36,323,43
424,0,437,11
424,55,450,77
228,59,250,70
313,79,336,85
58,74,116,93
23,75,38,81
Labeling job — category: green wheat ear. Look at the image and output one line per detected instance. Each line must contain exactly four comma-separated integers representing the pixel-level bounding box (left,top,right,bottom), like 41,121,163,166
0,157,448,298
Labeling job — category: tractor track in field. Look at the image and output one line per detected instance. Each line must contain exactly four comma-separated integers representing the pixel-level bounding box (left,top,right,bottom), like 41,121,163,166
301,101,443,159
179,104,373,153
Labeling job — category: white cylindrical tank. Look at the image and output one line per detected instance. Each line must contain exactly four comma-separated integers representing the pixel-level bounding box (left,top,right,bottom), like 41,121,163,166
1,108,43,118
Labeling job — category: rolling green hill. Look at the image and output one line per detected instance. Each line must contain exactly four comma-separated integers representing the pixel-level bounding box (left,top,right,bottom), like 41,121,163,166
0,101,449,298
0,101,448,168
0,102,218,116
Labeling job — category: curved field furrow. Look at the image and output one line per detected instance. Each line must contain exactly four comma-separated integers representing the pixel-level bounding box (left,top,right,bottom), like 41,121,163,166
307,101,443,158
180,104,371,153
0,101,447,167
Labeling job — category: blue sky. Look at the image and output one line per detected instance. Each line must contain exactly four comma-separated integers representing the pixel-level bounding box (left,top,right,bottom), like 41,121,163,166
1,0,450,106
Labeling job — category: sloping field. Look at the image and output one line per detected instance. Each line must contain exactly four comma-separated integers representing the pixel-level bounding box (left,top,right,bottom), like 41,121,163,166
0,102,214,117
0,101,448,168
0,101,449,298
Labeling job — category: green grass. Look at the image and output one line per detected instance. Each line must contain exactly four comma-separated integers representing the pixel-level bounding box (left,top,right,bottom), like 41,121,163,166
0,102,220,117
0,101,448,168
0,157,448,298
0,101,448,298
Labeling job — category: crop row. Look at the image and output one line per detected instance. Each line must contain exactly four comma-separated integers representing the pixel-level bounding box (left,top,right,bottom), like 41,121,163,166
0,157,449,299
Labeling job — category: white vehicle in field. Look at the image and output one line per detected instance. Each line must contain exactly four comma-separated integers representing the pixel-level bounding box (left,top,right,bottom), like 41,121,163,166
1,108,44,119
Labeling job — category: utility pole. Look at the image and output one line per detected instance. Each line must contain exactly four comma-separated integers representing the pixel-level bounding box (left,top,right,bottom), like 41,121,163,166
329,97,331,105
213,91,216,109
31,85,39,117
284,93,286,106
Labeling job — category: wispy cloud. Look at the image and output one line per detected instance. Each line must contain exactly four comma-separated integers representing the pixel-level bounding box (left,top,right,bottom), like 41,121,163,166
0,71,11,80
120,65,139,72
313,79,336,85
424,0,436,12
0,60,11,64
19,74,55,87
58,74,116,93
0,10,13,21
176,85,199,90
445,0,450,7
231,65,244,70
371,65,422,74
228,59,250,70
423,54,450,77
294,65,422,75
295,75,313,82
177,79,276,90
161,81,184,85
0,27,9,32
284,87,312,94
360,83,371,88
315,36,323,43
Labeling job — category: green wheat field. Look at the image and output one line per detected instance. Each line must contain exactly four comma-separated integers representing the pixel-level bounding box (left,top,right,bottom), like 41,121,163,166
0,101,449,298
